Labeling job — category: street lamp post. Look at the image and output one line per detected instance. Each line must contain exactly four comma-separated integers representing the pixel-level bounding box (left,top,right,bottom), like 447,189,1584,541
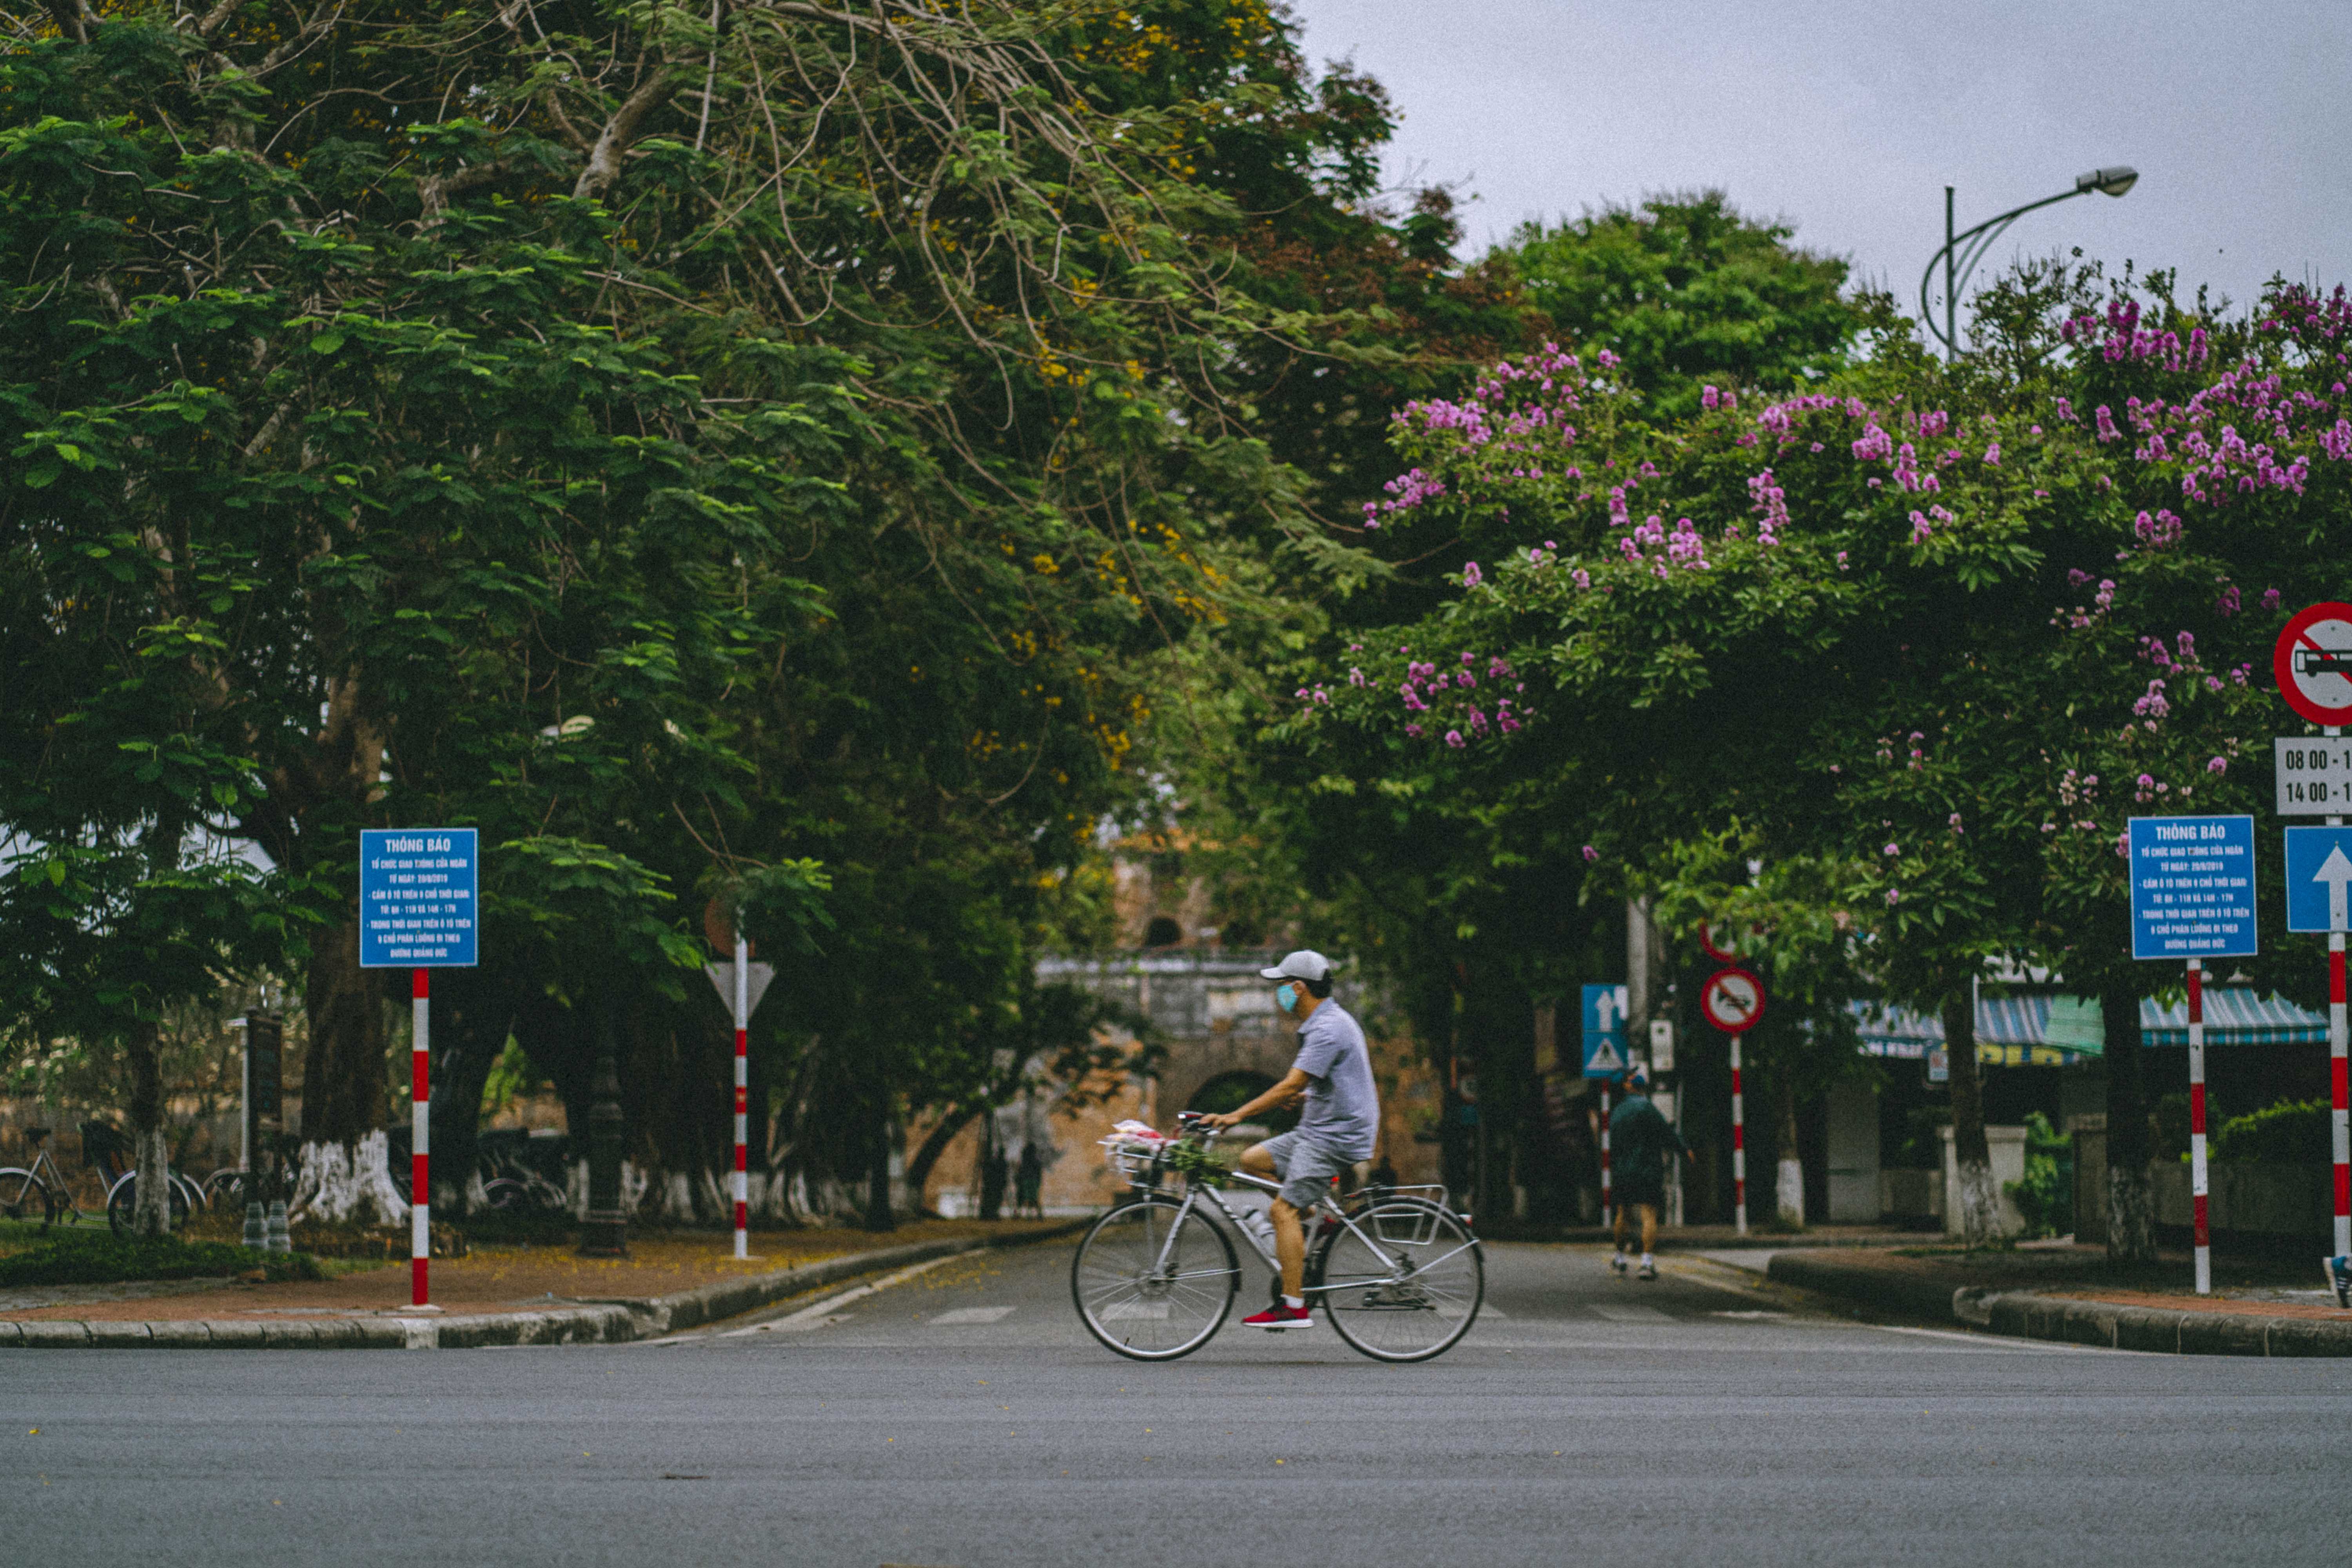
1922,167,2138,359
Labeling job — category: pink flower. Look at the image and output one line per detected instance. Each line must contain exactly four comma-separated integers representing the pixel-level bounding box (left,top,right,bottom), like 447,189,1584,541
1404,724,1424,739
1445,730,1465,749
2263,587,2283,610
1462,561,1483,588
1582,844,1599,863
1885,889,1900,906
1983,443,2002,466
2207,756,2228,774
1348,667,1365,687
1883,842,1900,857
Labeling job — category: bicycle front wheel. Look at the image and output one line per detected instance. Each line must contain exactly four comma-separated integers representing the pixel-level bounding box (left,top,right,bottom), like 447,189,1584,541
1313,1199,1484,1363
1071,1197,1238,1361
0,1168,56,1228
106,1172,193,1238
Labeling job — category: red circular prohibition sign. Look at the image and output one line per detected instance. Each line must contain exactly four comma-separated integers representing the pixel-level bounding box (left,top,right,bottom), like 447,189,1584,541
1701,965,1766,1034
2274,601,2352,727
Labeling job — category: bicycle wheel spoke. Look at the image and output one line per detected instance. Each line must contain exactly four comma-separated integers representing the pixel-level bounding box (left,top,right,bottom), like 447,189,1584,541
1071,1200,1237,1361
1316,1201,1483,1362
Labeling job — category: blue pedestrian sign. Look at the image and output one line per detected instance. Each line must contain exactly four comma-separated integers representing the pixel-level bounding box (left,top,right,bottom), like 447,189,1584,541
1581,982,1630,1080
2128,816,2257,960
359,829,479,968
2284,825,2352,933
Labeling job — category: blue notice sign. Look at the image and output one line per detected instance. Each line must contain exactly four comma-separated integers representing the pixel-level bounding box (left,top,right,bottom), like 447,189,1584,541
2283,825,2352,934
359,829,479,968
1581,983,1630,1079
2128,815,2257,960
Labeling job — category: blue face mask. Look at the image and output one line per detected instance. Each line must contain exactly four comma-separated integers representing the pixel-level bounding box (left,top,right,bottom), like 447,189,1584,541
1276,983,1298,1013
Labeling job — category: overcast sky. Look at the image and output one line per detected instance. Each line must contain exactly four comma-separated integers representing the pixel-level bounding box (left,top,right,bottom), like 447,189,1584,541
1288,0,2351,329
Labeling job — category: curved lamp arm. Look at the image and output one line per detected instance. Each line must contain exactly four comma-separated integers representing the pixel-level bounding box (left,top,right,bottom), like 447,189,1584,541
1920,167,2137,356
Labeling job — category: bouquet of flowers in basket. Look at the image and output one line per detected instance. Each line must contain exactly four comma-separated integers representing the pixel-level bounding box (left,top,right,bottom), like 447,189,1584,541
1099,1120,1230,1187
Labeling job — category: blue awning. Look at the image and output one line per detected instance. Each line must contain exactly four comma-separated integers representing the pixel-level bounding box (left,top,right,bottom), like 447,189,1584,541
1851,989,2326,1064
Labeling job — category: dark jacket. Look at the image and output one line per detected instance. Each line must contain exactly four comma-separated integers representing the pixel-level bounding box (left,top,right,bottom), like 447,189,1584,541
1608,1093,1689,1198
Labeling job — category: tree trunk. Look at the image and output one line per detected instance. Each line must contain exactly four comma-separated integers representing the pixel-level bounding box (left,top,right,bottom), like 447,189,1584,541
126,1015,172,1238
863,1079,894,1231
2102,982,2156,1263
1941,993,2000,1244
1773,1059,1804,1230
905,1103,978,1206
301,917,388,1146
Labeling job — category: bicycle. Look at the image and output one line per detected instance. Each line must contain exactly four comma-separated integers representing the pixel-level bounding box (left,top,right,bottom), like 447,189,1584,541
1071,1112,1483,1363
81,1119,205,1237
0,1127,82,1229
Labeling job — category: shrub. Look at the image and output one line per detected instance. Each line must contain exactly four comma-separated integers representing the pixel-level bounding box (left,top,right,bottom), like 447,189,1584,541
2210,1098,2332,1165
0,1231,322,1288
2005,1112,2073,1238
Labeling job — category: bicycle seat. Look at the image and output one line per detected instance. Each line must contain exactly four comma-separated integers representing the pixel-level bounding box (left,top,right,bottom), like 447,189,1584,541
24,1126,51,1143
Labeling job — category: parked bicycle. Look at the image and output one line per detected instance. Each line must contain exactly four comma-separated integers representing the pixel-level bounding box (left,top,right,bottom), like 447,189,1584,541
0,1126,83,1229
1073,1112,1483,1363
80,1120,206,1237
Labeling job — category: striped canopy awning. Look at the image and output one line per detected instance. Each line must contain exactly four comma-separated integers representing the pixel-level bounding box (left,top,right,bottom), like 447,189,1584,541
1851,989,2326,1064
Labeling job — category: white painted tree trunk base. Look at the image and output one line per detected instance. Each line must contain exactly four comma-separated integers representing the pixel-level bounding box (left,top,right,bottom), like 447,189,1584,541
289,1131,410,1227
1775,1157,1804,1229
1954,1155,2002,1245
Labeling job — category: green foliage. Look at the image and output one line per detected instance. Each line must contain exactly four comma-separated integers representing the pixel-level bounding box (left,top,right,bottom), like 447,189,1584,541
2005,1111,2072,1238
2211,1098,2332,1165
1504,192,1869,423
0,1230,323,1288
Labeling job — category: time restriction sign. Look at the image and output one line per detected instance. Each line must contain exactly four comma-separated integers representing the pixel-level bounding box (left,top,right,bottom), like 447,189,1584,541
1701,966,1766,1034
2273,602,2352,728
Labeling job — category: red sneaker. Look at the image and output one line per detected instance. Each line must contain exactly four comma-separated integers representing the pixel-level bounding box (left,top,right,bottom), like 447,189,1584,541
1242,1302,1314,1330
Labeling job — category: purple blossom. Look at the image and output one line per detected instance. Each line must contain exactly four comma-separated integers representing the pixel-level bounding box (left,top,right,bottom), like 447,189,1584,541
2208,756,2229,774
1582,844,1599,862
2263,587,2283,610
1462,561,1483,588
1885,889,1900,906
1883,842,1900,857
1445,730,1465,749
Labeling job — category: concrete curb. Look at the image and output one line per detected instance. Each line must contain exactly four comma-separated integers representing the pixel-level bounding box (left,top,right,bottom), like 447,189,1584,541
1768,1250,2352,1356
0,1220,1088,1350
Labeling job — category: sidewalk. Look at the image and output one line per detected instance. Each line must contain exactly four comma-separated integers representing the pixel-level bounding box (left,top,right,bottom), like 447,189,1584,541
1742,1243,2352,1356
0,1218,1081,1349
1477,1221,1931,1250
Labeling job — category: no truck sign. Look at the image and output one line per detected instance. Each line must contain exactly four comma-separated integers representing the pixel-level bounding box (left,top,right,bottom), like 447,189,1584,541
1700,966,1765,1034
2273,602,2352,727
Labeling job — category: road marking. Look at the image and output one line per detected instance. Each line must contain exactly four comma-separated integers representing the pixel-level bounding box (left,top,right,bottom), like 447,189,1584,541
1861,1322,2098,1353
928,1306,1015,1325
635,1254,965,1345
1099,1302,1169,1321
1592,1304,1673,1323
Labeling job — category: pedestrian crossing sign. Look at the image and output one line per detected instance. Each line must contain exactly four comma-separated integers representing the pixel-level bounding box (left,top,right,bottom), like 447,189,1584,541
1581,982,1630,1080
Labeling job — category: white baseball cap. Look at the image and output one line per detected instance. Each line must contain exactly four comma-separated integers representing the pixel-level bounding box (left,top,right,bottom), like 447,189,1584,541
1259,949,1334,984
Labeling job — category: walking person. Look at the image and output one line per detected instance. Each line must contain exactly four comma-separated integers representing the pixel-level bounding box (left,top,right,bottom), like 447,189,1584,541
1014,1138,1045,1220
1608,1067,1693,1281
1201,949,1379,1330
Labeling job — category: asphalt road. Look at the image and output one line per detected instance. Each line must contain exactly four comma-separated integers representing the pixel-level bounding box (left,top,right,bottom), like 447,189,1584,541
9,1236,2350,1567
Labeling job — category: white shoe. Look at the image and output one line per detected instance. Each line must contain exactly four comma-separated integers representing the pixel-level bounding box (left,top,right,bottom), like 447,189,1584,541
1610,1252,1628,1275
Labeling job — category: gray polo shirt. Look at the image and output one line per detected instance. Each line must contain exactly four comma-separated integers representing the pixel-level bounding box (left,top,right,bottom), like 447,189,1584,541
1293,1000,1379,1162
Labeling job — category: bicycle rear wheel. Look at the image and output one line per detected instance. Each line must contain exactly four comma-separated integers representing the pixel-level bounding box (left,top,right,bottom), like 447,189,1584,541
0,1168,56,1228
106,1172,193,1238
1071,1197,1238,1361
1313,1198,1484,1363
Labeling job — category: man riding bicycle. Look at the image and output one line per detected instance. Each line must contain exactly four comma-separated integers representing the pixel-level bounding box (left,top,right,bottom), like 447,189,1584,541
1201,949,1379,1330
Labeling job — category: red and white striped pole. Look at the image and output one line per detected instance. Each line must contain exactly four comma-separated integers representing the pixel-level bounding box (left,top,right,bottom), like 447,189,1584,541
2330,727,2350,1261
1599,1085,1613,1227
2187,959,2210,1295
2333,932,2349,1259
733,932,750,1260
1730,1035,1747,1237
411,968,430,1308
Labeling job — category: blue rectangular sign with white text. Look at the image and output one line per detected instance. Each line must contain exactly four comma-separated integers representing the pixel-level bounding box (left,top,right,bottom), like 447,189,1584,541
1580,982,1629,1079
2284,825,2352,934
2128,815,2256,961
359,828,479,968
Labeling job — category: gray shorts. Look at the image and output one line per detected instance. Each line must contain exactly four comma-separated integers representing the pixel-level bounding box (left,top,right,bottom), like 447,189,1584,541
1259,1131,1349,1211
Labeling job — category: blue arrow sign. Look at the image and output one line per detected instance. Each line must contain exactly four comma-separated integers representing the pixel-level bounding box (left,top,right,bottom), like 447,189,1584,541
1581,982,1629,1079
359,828,479,968
2128,816,2257,960
2284,825,2352,934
